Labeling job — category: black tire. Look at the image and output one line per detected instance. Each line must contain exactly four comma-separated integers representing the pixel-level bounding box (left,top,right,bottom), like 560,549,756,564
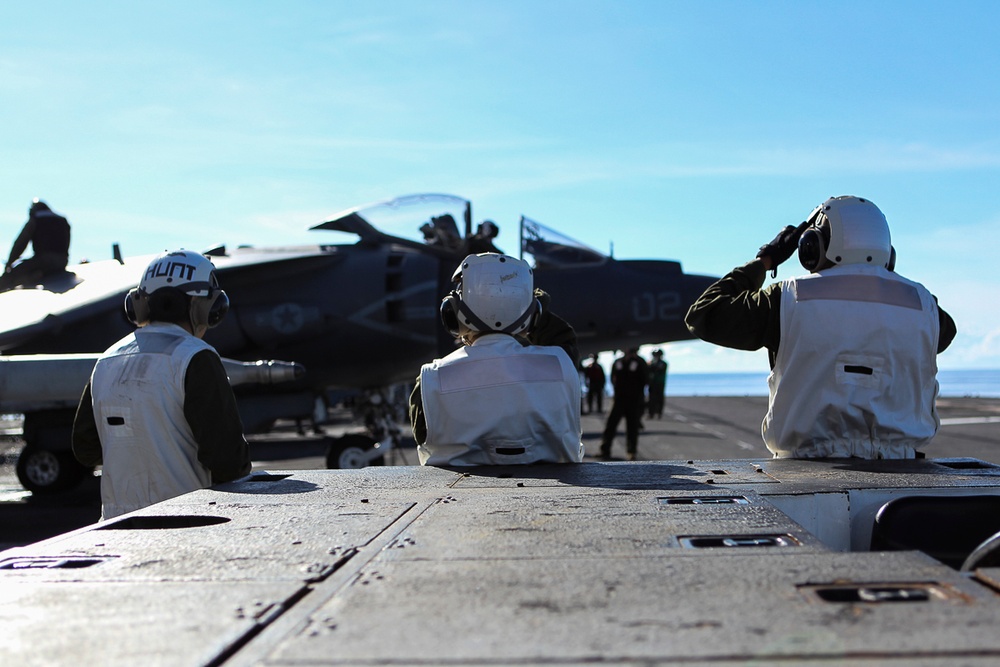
325,434,385,469
16,445,90,494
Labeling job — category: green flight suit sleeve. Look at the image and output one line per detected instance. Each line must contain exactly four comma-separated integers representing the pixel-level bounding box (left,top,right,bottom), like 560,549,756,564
184,350,252,483
71,382,103,466
684,259,782,358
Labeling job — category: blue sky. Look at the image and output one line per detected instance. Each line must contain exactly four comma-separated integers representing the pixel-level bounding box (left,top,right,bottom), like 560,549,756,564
2,1,998,372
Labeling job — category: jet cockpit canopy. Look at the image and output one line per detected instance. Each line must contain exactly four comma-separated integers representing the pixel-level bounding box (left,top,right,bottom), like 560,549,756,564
519,216,607,269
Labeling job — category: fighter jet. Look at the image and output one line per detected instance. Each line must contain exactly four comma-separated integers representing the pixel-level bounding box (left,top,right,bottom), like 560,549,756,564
0,193,717,491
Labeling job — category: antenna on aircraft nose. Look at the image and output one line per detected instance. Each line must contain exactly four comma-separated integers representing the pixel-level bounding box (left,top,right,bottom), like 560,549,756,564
113,243,124,265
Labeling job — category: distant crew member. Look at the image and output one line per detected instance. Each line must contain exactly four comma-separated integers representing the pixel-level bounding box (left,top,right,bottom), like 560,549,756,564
463,220,502,254
685,195,956,459
410,252,584,466
72,249,251,519
598,347,649,461
647,348,668,419
419,214,463,251
0,199,71,291
584,353,606,414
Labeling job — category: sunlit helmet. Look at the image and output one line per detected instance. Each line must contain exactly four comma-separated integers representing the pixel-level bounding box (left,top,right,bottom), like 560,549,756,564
440,253,538,336
138,249,219,296
126,249,229,330
798,196,892,272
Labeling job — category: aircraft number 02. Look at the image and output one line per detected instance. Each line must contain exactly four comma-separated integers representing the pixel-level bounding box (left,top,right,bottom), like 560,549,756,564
632,291,682,322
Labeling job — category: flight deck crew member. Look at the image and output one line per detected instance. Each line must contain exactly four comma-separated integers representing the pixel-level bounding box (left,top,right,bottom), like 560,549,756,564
685,195,956,460
463,220,502,255
72,249,251,519
598,347,648,460
0,199,71,291
647,348,668,419
409,252,584,466
584,353,606,414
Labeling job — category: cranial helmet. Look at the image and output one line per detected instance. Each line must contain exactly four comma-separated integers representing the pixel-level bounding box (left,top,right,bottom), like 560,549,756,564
29,199,50,215
440,253,539,336
125,249,229,332
798,196,892,272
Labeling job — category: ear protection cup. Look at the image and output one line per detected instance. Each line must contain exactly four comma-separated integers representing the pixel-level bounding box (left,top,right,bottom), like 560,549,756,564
190,290,230,330
798,203,834,273
797,227,826,272
207,291,229,327
440,291,461,336
125,288,150,326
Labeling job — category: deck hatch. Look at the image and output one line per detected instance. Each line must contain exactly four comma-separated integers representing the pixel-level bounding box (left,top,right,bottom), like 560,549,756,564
800,582,958,604
97,515,231,530
658,496,749,506
0,556,116,570
679,534,800,549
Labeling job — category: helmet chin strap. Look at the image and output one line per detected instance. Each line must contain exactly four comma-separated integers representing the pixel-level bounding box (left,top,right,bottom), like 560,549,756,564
456,299,536,335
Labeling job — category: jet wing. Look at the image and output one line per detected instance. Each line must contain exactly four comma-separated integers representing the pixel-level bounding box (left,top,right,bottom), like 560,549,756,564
0,246,342,353
0,256,151,352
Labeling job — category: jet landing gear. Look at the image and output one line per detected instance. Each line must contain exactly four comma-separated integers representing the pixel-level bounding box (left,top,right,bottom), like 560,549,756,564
325,433,386,469
322,387,411,469
15,411,93,494
16,445,89,493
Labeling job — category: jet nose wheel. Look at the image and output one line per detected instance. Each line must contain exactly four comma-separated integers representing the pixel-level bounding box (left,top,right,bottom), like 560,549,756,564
325,434,385,469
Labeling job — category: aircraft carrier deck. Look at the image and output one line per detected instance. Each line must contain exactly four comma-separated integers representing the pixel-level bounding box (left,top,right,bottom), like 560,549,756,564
2,396,999,548
3,396,1000,665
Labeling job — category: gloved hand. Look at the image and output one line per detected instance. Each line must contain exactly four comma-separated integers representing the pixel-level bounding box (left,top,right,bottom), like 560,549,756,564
756,222,807,277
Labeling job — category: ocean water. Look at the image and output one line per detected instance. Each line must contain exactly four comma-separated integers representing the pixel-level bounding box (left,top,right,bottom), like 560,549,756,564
662,369,1000,398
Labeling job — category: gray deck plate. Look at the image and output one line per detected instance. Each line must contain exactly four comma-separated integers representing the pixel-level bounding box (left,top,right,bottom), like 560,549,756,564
266,551,997,665
4,459,1000,666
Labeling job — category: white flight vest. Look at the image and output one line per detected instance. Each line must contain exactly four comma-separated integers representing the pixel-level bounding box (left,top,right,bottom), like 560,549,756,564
418,333,584,466
91,322,217,519
763,264,941,459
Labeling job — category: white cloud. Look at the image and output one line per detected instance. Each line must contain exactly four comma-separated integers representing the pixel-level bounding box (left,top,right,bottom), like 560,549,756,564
939,327,1000,370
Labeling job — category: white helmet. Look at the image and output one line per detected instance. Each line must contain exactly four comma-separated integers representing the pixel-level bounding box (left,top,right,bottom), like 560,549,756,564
441,253,538,336
139,249,220,296
126,249,229,331
798,196,892,272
